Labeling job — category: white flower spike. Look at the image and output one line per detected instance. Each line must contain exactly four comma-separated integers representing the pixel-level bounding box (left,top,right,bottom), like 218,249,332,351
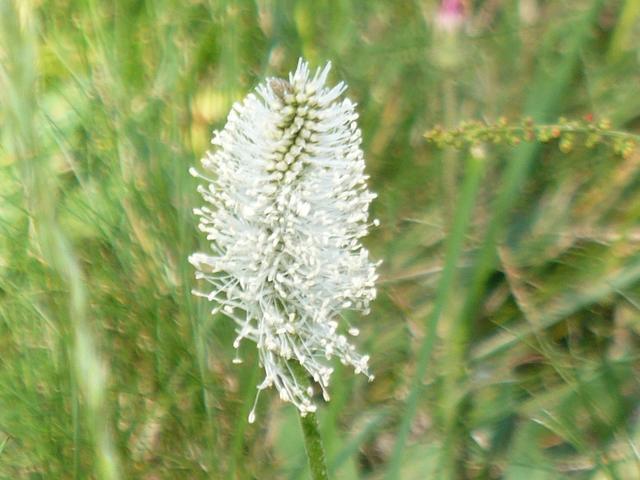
189,59,379,421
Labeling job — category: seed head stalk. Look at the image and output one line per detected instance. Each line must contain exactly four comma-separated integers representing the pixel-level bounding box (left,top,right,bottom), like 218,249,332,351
300,411,329,480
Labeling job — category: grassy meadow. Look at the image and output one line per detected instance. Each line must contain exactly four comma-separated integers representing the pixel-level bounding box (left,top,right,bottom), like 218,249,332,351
1,0,640,478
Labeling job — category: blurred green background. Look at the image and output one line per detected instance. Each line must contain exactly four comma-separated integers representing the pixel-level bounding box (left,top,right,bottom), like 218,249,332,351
1,0,640,478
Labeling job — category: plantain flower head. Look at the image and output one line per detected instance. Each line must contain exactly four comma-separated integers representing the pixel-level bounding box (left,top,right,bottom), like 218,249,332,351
189,59,378,421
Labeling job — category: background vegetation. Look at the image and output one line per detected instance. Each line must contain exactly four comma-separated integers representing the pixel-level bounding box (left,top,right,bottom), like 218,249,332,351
1,0,640,478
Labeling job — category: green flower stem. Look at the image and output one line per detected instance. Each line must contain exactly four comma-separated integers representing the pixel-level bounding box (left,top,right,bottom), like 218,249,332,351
429,123,640,142
299,411,329,480
425,120,640,157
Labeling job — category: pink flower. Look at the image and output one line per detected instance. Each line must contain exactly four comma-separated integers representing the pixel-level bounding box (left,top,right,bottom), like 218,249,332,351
435,0,465,33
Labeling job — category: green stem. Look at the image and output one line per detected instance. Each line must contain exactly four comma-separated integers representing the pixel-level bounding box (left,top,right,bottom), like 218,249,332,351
299,411,329,480
426,122,640,151
384,152,486,480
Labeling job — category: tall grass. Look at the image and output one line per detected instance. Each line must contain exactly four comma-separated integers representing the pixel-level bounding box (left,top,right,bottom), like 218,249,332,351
1,0,639,478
